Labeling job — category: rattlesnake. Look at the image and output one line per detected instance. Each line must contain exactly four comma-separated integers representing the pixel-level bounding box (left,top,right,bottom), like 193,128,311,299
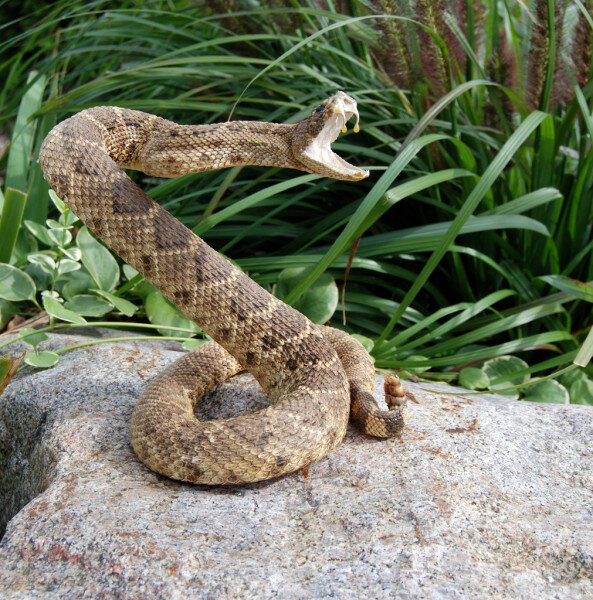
39,92,406,484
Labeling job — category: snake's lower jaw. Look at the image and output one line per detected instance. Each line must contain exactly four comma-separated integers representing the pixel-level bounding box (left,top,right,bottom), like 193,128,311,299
302,145,370,181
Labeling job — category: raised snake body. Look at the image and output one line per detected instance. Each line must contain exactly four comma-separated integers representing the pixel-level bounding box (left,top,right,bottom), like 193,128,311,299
39,92,406,484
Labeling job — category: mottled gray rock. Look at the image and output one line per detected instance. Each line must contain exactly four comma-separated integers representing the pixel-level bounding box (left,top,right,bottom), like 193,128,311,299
0,329,592,599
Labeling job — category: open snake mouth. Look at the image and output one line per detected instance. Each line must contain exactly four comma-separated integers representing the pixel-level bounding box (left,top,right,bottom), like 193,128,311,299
303,92,369,181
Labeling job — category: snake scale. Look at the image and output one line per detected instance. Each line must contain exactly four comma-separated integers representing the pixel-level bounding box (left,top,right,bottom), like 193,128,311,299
39,92,407,485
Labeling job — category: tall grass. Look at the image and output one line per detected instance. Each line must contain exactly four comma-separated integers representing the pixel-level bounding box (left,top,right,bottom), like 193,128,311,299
1,1,592,401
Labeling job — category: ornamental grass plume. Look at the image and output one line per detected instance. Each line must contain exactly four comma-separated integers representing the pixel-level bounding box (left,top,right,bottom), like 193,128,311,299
571,0,593,89
485,28,519,128
414,0,451,98
526,0,569,110
370,0,416,91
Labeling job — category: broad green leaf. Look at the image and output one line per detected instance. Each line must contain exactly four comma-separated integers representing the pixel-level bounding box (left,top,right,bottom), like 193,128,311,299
569,377,593,405
182,338,208,350
60,212,79,228
48,228,73,248
18,327,49,349
458,367,489,390
46,219,66,230
61,246,82,261
42,295,87,324
0,299,17,330
558,368,586,389
27,253,56,273
25,263,52,291
0,263,36,301
77,226,119,291
276,267,338,324
483,355,530,400
24,220,54,247
92,289,137,317
523,380,569,404
24,351,59,368
49,190,68,214
65,294,112,317
57,259,81,276
60,270,95,300
144,291,200,338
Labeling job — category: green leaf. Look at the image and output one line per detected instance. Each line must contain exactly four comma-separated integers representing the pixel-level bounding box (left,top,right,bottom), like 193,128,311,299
92,289,137,317
42,295,87,324
57,259,81,275
0,188,28,263
4,71,46,194
48,227,73,248
144,291,200,338
59,211,79,228
523,380,569,404
575,324,593,368
0,299,18,330
25,263,51,291
182,338,208,350
0,263,36,301
122,265,155,299
27,253,56,273
49,190,68,214
64,294,112,317
60,270,95,300
276,267,338,324
558,368,586,389
18,327,49,349
77,226,119,291
24,220,54,246
46,219,65,229
61,246,82,261
24,351,59,368
483,355,530,400
458,367,490,390
539,275,593,303
569,377,593,405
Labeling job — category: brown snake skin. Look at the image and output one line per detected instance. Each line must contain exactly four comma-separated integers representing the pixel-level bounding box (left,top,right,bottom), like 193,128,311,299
39,92,407,484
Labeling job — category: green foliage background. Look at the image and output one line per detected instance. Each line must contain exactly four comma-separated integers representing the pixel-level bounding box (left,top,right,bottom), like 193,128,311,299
1,0,593,403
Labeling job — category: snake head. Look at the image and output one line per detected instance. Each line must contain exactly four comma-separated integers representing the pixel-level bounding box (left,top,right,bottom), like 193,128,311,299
292,91,369,182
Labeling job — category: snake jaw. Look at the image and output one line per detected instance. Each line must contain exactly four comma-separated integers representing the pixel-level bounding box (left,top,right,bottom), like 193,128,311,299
296,91,369,181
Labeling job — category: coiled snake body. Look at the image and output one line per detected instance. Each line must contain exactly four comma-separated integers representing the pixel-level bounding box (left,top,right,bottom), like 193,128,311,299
39,92,406,485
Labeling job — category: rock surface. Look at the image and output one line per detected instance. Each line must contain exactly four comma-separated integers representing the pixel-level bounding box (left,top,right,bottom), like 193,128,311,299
0,329,592,599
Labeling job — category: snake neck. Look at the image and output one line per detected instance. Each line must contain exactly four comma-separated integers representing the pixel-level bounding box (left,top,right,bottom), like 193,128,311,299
77,107,302,176
138,121,301,177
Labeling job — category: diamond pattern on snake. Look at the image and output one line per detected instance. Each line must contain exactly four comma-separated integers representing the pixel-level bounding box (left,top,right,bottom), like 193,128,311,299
39,92,407,484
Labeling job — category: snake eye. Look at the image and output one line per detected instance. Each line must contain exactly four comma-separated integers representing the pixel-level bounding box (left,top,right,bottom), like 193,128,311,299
315,104,325,113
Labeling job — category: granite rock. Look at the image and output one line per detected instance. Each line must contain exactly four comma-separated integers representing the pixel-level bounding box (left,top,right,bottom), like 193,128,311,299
0,329,592,599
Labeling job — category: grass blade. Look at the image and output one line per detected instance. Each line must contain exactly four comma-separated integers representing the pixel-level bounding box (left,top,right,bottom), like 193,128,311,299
374,111,550,350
